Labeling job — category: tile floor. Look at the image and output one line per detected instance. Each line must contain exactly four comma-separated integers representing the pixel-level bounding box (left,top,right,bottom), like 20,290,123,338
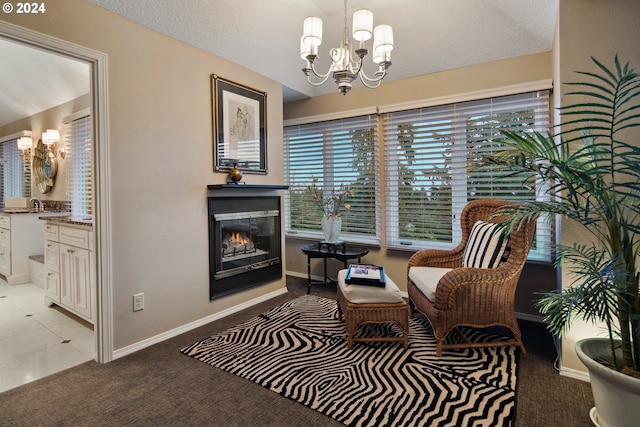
0,280,94,393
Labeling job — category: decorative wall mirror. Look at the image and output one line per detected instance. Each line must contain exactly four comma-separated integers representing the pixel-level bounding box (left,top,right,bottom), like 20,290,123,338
32,139,56,193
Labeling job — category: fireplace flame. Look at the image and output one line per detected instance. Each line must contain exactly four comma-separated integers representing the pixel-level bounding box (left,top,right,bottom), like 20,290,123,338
230,231,250,245
222,230,256,257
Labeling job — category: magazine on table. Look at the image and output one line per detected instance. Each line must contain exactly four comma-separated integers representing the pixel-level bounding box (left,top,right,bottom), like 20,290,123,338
345,264,386,287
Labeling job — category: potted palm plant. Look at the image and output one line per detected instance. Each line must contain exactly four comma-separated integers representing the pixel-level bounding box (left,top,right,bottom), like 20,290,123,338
482,56,640,427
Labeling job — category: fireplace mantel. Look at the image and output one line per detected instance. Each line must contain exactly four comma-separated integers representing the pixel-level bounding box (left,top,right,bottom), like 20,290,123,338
207,184,289,190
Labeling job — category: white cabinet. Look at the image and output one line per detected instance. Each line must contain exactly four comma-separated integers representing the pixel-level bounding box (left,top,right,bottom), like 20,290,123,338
43,231,60,302
44,223,59,241
0,226,10,276
60,244,92,320
44,266,60,303
0,213,48,284
44,222,94,324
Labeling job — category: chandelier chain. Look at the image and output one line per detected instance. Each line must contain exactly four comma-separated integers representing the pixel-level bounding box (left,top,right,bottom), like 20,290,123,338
343,0,349,40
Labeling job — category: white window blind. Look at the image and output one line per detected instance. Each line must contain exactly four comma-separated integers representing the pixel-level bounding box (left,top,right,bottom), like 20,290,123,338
0,138,30,207
383,90,552,261
284,115,379,242
64,113,92,219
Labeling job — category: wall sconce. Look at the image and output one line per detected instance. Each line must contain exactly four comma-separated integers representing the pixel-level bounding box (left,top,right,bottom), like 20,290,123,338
42,129,65,159
17,135,33,163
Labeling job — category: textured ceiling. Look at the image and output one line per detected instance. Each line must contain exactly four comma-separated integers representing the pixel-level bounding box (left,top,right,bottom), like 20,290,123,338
88,0,559,101
0,0,559,128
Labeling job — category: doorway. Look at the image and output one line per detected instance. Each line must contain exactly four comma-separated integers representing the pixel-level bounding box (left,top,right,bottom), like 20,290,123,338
0,21,112,384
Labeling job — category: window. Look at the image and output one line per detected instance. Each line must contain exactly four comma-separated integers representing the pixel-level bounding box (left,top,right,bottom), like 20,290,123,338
284,115,379,243
383,91,552,260
0,133,31,207
63,111,92,219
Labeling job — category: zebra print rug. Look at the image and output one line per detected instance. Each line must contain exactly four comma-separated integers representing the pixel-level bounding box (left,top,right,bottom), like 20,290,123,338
181,295,518,426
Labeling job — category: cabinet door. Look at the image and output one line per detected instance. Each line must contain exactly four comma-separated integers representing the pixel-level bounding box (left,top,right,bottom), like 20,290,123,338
71,248,92,320
59,243,94,323
44,224,59,241
0,229,11,275
59,244,74,309
44,240,60,272
44,270,60,303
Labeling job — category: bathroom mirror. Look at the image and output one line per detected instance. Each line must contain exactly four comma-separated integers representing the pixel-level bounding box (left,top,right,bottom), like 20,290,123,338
44,155,57,179
33,139,54,193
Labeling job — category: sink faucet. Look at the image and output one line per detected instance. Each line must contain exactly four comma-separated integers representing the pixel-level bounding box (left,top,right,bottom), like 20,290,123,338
29,197,43,211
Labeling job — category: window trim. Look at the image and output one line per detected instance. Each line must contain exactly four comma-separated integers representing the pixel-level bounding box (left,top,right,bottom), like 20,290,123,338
377,79,553,114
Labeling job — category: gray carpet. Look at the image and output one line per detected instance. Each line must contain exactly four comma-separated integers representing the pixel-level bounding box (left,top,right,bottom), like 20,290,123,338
0,277,594,426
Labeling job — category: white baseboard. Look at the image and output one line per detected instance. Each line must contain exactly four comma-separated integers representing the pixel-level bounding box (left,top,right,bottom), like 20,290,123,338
112,287,289,360
286,270,307,280
559,366,591,383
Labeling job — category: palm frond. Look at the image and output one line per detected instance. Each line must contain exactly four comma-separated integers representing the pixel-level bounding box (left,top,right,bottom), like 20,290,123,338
537,244,621,336
479,56,640,370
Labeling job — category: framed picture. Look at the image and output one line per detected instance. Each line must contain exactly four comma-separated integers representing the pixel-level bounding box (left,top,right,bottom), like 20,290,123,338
212,74,267,174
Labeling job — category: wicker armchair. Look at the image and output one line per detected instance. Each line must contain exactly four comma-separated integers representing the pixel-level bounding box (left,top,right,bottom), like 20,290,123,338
407,199,536,357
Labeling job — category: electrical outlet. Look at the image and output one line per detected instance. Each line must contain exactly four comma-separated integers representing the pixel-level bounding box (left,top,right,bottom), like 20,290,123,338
133,293,144,311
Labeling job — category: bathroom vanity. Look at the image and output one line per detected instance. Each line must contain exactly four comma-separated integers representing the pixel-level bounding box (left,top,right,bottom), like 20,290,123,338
42,217,95,324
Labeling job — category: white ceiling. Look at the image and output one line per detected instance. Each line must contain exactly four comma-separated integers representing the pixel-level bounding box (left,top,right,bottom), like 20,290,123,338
0,0,559,128
87,0,559,101
0,38,90,127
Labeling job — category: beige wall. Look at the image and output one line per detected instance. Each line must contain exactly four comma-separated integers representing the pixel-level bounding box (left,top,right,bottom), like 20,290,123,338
284,52,556,318
2,0,286,352
1,94,90,201
557,0,640,373
285,52,552,120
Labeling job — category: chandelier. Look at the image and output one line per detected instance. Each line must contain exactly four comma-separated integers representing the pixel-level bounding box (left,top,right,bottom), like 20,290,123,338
300,0,394,95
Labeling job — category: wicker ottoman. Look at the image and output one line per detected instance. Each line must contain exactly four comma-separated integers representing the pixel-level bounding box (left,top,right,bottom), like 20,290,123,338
336,269,409,349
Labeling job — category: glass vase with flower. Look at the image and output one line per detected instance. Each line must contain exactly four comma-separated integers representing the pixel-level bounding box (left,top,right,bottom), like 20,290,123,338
307,178,353,243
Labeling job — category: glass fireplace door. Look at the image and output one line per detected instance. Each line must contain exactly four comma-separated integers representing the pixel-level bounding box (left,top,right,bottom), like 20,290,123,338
213,210,279,280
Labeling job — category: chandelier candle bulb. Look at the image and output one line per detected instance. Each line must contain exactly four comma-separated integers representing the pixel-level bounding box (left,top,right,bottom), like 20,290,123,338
372,50,384,65
352,9,373,41
302,16,322,47
300,36,312,60
373,25,394,53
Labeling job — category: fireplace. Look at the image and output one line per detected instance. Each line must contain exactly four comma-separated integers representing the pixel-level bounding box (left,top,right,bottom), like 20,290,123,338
208,195,282,299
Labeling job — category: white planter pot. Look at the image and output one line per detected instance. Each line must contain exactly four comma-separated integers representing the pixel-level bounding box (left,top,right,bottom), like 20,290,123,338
576,338,640,427
321,216,342,243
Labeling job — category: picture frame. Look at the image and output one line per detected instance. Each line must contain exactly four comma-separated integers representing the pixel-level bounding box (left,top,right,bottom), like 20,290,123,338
212,74,267,174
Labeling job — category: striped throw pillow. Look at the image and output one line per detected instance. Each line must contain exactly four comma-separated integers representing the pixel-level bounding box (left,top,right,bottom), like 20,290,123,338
463,220,509,268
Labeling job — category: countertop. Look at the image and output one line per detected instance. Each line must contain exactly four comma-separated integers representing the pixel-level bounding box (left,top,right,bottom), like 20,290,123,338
39,215,93,227
0,208,56,214
0,209,93,227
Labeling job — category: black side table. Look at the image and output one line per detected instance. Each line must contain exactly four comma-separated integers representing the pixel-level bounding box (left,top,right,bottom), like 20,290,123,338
301,243,369,294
